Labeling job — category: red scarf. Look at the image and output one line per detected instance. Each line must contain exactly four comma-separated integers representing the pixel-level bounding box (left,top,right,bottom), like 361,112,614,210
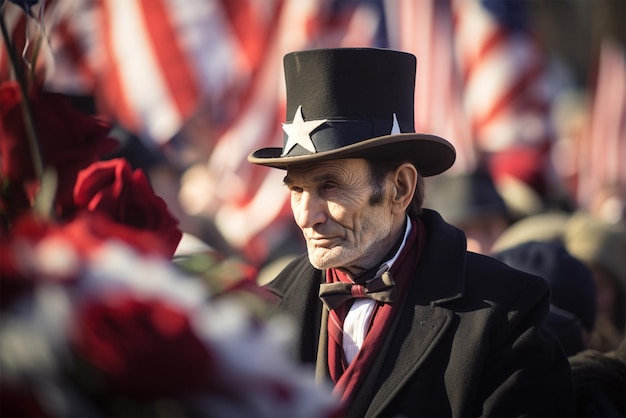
325,217,426,403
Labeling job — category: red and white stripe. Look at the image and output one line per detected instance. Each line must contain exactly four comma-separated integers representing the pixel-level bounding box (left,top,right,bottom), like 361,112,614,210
2,0,245,145
452,0,553,153
577,37,626,209
383,0,476,173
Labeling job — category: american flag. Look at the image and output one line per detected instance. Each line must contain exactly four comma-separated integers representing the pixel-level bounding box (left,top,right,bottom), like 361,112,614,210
384,0,555,189
452,0,554,152
1,0,248,145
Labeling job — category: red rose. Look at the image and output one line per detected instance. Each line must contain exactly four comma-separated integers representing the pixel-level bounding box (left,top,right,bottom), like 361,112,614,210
0,81,118,215
73,158,182,256
72,294,214,399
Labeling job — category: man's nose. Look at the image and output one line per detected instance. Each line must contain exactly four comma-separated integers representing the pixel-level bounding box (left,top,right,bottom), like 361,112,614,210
295,191,326,228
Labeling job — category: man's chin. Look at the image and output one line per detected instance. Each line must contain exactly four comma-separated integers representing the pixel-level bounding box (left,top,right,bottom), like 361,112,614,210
307,248,342,270
308,246,358,271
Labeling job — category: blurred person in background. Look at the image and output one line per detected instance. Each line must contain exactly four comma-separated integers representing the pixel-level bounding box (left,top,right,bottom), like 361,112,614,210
492,208,625,354
565,212,626,353
491,211,572,254
568,337,625,417
493,240,597,356
424,167,512,255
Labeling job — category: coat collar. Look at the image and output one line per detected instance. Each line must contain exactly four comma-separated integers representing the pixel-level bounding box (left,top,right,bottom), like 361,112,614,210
411,209,467,305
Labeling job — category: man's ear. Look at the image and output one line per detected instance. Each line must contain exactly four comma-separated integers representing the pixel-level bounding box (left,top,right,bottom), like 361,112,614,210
391,163,417,215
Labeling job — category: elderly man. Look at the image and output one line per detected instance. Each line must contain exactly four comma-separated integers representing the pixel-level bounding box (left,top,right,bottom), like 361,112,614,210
248,48,574,417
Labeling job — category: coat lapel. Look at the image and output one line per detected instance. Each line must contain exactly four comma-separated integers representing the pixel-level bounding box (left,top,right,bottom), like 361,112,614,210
359,305,454,417
265,254,325,363
348,210,468,417
315,306,330,383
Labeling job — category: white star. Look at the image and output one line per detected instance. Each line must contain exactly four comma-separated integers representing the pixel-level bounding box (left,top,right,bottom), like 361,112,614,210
390,113,401,134
281,106,328,156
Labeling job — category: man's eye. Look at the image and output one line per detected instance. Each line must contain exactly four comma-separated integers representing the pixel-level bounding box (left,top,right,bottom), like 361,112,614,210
290,186,303,194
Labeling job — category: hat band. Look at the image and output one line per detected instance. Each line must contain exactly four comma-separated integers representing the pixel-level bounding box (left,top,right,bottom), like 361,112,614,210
283,117,414,157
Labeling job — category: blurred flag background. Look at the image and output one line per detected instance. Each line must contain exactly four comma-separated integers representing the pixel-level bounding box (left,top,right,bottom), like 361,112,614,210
2,0,624,269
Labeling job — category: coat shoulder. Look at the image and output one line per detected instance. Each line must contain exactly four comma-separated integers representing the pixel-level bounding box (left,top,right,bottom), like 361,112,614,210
464,251,551,303
264,253,318,297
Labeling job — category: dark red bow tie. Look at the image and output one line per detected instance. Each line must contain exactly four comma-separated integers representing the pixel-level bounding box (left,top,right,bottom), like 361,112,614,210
319,268,396,311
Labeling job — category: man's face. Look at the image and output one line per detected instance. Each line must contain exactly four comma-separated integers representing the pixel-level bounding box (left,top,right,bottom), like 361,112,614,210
284,158,396,276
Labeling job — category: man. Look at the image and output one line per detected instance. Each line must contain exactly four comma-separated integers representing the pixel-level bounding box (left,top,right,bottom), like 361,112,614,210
248,48,574,417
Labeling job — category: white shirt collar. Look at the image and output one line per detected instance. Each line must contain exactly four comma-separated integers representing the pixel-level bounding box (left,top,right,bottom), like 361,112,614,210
378,215,412,273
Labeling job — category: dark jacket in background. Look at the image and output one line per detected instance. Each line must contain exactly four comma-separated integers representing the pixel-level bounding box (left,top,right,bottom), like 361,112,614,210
569,338,626,417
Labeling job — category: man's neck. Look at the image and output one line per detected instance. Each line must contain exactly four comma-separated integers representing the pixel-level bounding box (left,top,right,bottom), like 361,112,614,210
336,216,410,282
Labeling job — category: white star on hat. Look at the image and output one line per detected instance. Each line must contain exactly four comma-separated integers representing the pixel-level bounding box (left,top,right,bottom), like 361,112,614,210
281,105,328,156
390,113,401,134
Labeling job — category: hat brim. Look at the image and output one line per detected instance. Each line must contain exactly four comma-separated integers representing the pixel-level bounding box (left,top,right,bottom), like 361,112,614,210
247,133,456,177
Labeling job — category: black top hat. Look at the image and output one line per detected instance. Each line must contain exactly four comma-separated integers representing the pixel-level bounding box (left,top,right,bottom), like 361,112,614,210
247,48,456,176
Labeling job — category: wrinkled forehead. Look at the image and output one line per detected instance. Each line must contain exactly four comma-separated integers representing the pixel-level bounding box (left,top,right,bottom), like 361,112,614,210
284,158,370,183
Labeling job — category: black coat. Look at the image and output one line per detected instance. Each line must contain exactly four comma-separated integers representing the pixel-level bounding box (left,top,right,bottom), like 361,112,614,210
266,210,575,417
